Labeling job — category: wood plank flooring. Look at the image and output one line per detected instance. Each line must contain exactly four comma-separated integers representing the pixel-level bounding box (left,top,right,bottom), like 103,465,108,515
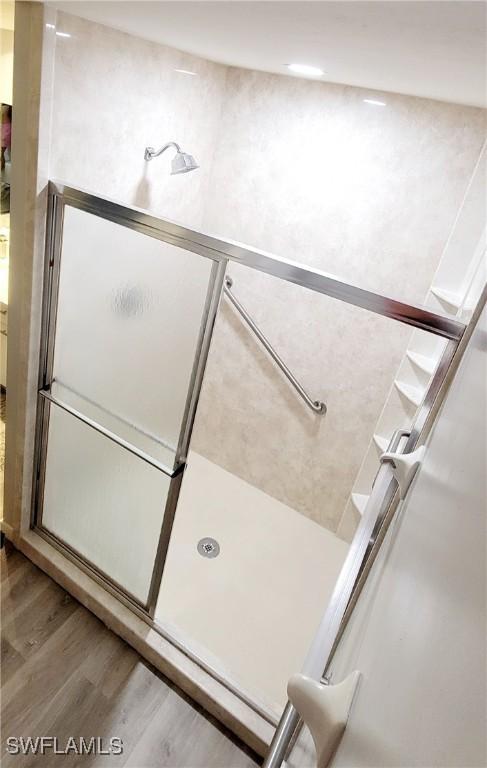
0,544,261,768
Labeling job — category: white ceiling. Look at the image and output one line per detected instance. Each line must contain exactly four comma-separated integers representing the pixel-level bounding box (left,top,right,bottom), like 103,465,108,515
49,1,486,107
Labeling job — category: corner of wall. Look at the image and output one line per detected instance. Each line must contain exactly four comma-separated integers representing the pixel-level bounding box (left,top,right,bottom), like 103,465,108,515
3,1,56,536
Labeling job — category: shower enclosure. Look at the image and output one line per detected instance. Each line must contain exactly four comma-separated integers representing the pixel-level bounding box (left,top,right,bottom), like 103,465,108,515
31,181,468,757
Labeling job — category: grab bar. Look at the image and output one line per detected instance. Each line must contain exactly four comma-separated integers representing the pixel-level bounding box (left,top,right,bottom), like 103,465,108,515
223,277,326,415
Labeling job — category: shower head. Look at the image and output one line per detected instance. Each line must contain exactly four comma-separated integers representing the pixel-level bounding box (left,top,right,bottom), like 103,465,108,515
144,141,199,174
171,151,199,175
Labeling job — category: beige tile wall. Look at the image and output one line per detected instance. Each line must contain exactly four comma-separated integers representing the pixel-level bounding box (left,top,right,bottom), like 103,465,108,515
49,12,228,231
49,13,486,534
191,69,485,532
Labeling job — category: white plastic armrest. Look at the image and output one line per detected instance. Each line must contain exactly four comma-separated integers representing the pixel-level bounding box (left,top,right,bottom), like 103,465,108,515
287,671,361,768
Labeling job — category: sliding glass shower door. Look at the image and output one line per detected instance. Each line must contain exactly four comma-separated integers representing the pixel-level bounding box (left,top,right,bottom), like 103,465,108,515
32,181,466,731
33,184,226,607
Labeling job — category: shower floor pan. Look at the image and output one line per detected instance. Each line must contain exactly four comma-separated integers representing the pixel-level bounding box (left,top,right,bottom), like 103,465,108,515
156,451,348,717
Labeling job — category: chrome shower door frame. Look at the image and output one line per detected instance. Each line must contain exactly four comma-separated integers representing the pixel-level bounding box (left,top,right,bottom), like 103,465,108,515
31,181,469,740
31,182,228,618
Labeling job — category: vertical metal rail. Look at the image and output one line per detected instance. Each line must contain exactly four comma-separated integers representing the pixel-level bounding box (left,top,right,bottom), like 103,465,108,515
262,432,410,768
176,259,228,464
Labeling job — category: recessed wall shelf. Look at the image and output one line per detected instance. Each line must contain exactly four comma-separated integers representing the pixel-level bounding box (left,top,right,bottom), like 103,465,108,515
339,144,485,558
351,492,369,516
430,286,463,311
394,380,424,407
406,350,439,376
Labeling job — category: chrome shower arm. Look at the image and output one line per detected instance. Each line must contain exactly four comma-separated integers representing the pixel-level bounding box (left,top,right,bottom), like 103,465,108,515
144,141,182,161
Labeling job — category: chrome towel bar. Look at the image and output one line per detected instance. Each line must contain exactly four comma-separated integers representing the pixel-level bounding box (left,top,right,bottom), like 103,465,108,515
223,277,326,415
38,389,178,477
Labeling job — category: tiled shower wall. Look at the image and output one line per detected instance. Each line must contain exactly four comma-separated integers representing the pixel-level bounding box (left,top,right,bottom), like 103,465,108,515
49,12,486,533
49,12,227,230
194,69,485,531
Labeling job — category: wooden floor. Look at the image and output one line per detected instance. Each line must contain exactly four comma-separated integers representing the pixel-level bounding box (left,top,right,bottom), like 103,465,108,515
0,544,260,768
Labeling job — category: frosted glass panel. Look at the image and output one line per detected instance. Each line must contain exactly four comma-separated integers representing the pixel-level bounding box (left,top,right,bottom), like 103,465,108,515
42,403,171,603
52,205,214,467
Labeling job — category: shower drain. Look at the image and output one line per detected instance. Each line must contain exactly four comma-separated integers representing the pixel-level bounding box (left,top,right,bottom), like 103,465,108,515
197,537,220,559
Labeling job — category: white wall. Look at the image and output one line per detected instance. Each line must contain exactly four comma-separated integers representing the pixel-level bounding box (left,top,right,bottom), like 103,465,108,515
324,301,487,767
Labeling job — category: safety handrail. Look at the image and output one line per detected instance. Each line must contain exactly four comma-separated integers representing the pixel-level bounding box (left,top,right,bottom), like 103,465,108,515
224,277,327,415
